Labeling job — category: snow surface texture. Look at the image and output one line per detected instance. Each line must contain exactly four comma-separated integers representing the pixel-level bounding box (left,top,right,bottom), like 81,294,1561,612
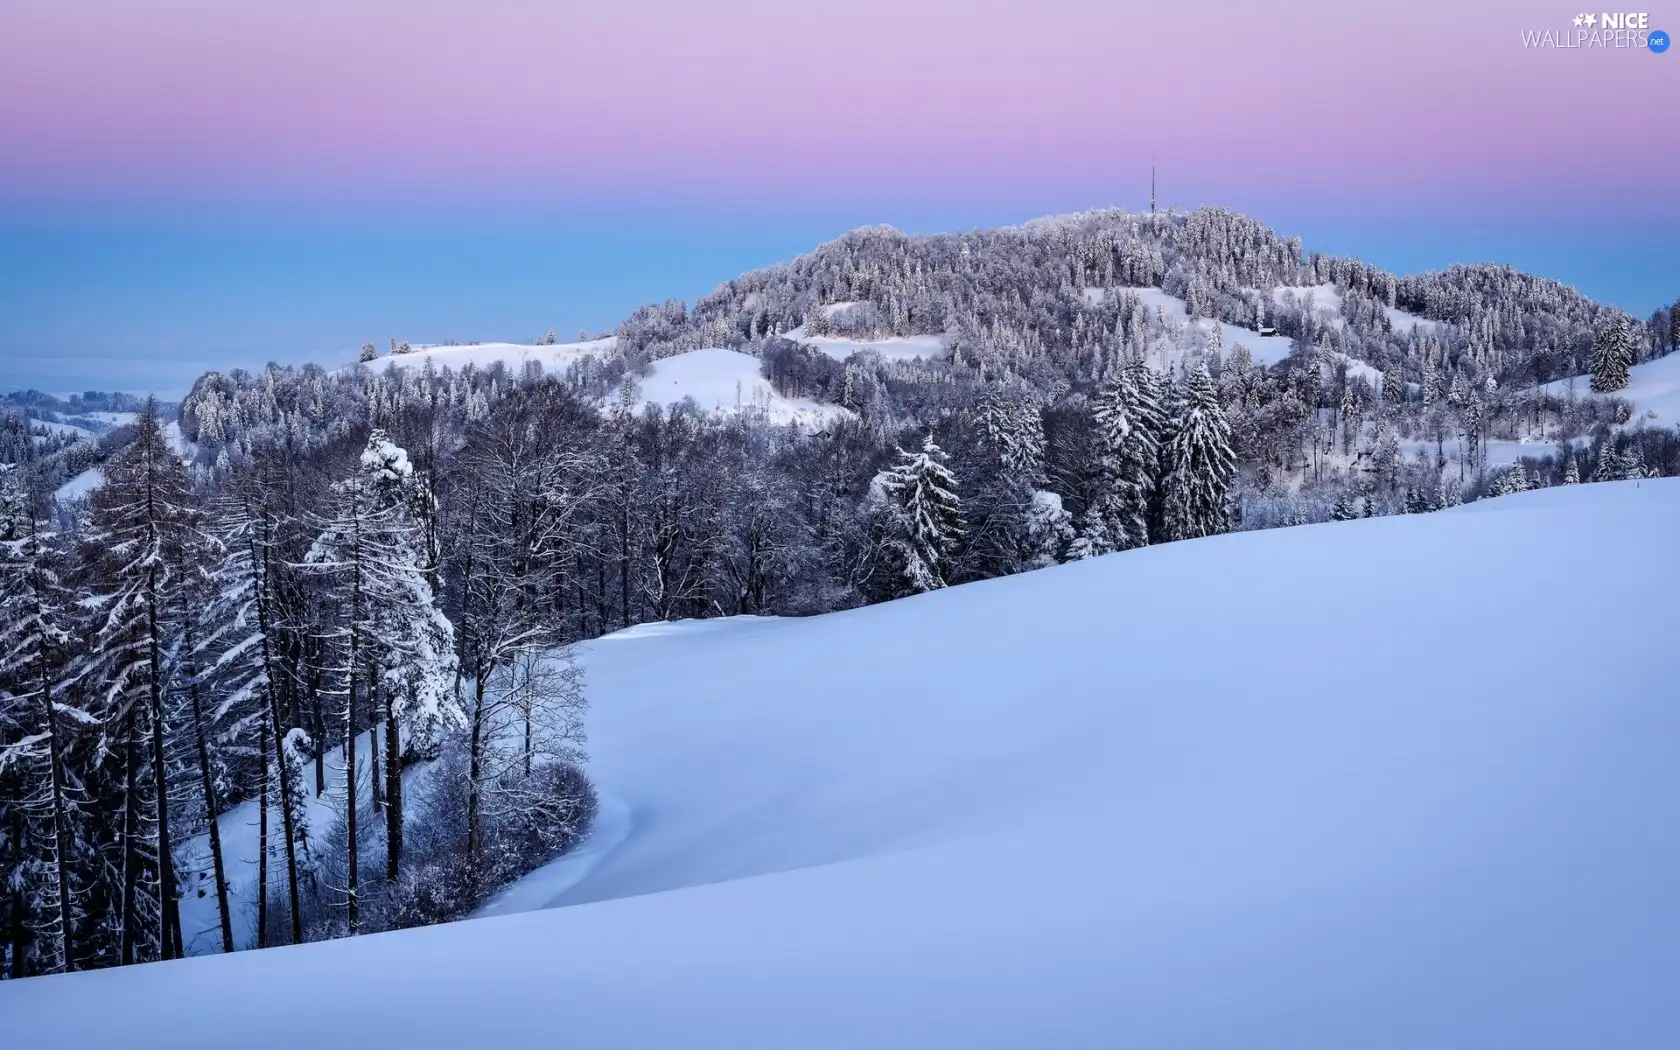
48,421,193,503
367,338,617,376
1085,285,1297,367
6,480,1678,1049
52,468,104,502
630,347,851,427
174,728,399,956
1272,282,1345,326
783,326,949,363
1539,351,1680,427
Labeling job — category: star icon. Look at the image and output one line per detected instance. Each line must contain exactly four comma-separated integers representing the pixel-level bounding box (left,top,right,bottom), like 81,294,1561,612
1584,12,1598,25
1574,13,1586,25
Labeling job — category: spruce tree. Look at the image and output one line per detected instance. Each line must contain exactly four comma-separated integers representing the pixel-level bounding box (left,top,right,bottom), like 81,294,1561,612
1562,454,1580,485
1590,316,1634,392
1158,365,1237,542
1070,362,1164,558
961,391,1046,578
868,433,963,596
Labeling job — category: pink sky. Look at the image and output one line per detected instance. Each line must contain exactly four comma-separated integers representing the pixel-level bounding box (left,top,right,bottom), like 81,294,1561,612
1,0,1675,216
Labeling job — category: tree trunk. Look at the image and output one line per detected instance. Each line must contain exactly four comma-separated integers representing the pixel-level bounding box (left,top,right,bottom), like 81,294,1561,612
344,673,359,936
369,680,384,813
145,581,182,961
119,708,141,966
188,677,234,954
251,507,302,944
385,700,403,883
39,655,77,973
466,673,487,868
256,725,269,950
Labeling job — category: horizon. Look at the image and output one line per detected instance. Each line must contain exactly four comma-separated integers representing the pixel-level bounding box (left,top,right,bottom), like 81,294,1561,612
3,0,1676,395
3,203,1674,398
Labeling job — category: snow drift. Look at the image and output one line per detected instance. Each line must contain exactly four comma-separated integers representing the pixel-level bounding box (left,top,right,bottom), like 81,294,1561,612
4,480,1678,1049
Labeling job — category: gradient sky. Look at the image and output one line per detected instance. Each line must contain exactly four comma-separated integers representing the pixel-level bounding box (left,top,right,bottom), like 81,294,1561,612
2,0,1676,395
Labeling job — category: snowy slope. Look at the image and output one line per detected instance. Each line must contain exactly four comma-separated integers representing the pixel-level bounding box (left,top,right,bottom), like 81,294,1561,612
1539,351,1680,426
784,330,948,363
7,480,1678,1049
1384,304,1442,334
367,338,617,376
1087,285,1297,366
1272,282,1344,325
53,468,105,502
48,421,193,503
630,348,851,427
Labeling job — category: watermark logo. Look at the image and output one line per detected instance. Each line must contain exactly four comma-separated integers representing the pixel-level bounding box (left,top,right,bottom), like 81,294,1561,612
1521,11,1669,49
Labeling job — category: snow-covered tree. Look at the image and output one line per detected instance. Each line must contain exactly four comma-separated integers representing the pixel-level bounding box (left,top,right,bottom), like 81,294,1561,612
1491,462,1530,496
0,466,86,974
78,404,203,963
304,430,462,928
1070,363,1165,558
867,433,963,597
1159,366,1237,541
1591,317,1635,392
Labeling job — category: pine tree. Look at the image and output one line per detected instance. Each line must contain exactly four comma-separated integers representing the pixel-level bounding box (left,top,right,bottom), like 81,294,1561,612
0,466,86,974
210,460,308,946
304,431,461,925
1381,364,1405,406
1590,441,1619,483
359,343,378,363
1070,363,1165,558
1562,454,1580,485
1492,462,1530,496
868,433,963,596
1330,494,1355,521
1616,443,1646,480
1590,316,1634,392
961,391,1047,578
79,404,199,963
1158,366,1237,542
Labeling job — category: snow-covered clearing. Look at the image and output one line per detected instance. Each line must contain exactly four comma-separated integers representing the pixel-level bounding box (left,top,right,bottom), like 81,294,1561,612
784,327,948,363
1384,304,1442,334
48,421,193,503
10,479,1677,1049
630,347,851,427
1538,351,1680,427
31,420,96,440
1087,285,1298,367
52,468,104,502
367,338,617,376
1273,282,1344,321
1398,435,1571,472
174,728,383,955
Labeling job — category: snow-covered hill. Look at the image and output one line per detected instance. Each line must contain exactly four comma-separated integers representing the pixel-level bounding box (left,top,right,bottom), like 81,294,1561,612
630,347,852,427
7,479,1676,1049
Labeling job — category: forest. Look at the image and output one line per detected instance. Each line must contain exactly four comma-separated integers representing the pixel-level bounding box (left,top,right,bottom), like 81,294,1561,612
3,205,1677,978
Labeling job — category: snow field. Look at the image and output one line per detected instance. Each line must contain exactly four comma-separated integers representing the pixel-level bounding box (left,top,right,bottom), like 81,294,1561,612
10,480,1677,1049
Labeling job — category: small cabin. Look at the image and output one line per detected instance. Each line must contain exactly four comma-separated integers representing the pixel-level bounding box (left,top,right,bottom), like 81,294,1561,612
1257,325,1279,337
